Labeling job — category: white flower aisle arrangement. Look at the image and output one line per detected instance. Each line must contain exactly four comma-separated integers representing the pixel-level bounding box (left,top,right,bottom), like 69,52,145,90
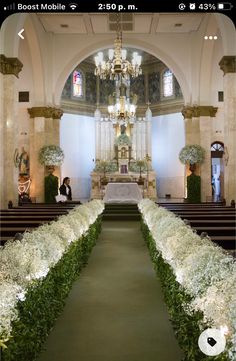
38,145,64,166
0,200,104,358
138,199,236,360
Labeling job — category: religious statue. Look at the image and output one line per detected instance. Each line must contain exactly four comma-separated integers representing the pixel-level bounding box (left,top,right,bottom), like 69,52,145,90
14,147,30,176
120,123,127,135
121,147,126,158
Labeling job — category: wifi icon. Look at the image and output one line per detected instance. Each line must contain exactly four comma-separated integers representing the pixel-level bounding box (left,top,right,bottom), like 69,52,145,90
69,3,78,10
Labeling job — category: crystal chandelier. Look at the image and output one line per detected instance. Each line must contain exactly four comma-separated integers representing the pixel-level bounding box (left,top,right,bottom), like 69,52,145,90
94,18,142,81
107,83,137,124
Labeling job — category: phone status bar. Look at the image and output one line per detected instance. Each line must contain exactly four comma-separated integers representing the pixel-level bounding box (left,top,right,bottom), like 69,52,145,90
1,1,234,13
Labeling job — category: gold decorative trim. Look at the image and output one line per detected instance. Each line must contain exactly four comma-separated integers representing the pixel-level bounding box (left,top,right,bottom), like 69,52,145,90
0,54,23,78
182,105,217,118
199,106,218,117
219,56,236,75
28,107,63,119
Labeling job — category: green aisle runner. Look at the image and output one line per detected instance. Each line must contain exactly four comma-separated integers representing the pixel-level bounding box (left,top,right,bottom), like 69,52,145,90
37,221,183,361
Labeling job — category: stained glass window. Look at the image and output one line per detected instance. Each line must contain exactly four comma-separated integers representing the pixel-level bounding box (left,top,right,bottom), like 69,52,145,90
73,70,83,97
163,69,173,97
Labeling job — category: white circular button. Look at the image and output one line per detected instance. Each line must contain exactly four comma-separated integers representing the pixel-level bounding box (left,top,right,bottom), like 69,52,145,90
198,328,226,356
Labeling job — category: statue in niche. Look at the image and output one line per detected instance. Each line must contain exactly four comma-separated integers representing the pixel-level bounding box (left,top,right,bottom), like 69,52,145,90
120,123,127,135
121,147,126,158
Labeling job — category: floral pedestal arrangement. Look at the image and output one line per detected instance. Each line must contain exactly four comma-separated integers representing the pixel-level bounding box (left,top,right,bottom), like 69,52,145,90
179,144,205,203
38,145,64,203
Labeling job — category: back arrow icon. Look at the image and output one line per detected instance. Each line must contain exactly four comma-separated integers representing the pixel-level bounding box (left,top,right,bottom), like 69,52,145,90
18,29,24,39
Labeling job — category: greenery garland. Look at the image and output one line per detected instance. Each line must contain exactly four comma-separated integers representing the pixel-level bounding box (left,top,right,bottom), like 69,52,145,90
114,134,131,146
94,160,118,174
1,218,101,361
141,219,230,361
129,160,148,173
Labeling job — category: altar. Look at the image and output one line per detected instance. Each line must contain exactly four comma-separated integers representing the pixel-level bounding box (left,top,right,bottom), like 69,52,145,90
103,182,142,203
91,83,157,200
90,171,157,200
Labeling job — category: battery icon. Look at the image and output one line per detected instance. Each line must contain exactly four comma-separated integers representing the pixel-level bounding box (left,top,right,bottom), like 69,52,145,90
217,2,233,9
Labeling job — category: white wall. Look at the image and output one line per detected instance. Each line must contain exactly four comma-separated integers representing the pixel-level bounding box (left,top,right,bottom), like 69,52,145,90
60,113,95,200
152,113,185,198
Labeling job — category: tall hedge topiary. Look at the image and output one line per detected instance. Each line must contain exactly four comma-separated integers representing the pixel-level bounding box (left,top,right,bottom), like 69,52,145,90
187,173,201,203
44,174,58,203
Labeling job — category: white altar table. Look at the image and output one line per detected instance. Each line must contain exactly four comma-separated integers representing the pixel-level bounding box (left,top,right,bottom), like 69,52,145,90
103,183,143,204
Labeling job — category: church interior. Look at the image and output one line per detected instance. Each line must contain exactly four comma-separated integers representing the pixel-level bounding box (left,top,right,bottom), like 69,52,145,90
0,11,235,361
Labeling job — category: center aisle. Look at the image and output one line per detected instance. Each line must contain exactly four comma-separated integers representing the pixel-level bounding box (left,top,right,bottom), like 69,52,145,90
37,221,183,361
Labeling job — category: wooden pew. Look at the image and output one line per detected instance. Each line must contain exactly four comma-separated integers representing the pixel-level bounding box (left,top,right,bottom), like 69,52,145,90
160,203,235,252
0,202,82,246
1,220,48,227
1,226,37,237
0,210,68,215
177,214,235,220
0,215,58,221
188,220,235,227
192,226,235,236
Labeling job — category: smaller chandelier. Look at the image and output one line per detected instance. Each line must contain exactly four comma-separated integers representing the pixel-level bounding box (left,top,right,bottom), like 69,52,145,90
94,32,142,81
107,84,137,124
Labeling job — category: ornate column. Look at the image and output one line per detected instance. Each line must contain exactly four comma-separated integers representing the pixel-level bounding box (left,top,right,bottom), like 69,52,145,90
136,119,142,159
141,119,146,159
27,106,63,202
94,107,101,160
109,121,115,159
182,106,194,196
199,106,217,202
0,55,23,207
132,122,137,159
145,106,152,158
144,71,149,104
219,56,236,204
104,120,109,160
182,105,217,202
182,106,194,145
100,120,106,160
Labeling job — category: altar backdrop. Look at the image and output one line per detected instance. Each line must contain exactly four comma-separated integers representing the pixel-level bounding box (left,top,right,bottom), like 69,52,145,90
152,113,185,198
60,113,95,200
60,112,185,200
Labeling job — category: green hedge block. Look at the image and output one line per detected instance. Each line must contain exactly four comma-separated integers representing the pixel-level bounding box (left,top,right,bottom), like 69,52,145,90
2,217,102,361
44,174,58,203
141,220,230,361
187,174,201,203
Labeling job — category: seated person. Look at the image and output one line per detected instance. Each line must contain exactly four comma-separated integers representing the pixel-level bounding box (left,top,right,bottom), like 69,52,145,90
59,177,72,200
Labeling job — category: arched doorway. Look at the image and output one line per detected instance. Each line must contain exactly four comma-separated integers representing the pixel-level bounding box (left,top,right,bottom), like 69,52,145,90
211,142,224,202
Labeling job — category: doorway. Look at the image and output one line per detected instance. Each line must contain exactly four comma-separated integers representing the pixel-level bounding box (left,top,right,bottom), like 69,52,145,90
211,142,224,202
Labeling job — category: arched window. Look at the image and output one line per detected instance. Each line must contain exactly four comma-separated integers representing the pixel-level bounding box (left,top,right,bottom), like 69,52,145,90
163,69,173,97
72,70,83,97
211,142,224,152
